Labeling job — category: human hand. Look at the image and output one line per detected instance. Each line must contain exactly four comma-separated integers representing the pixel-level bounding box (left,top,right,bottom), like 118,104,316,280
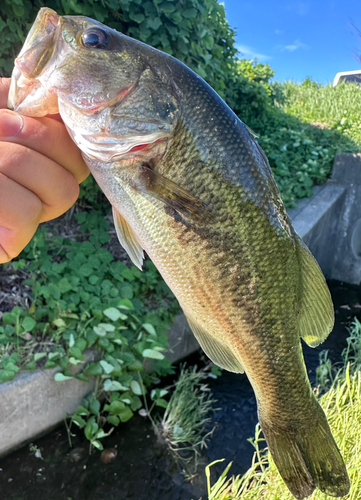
0,77,89,263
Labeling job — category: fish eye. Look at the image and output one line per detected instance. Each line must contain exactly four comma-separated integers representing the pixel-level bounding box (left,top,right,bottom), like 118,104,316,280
81,28,109,49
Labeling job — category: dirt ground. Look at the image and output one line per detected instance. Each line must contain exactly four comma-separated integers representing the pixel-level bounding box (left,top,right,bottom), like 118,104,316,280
0,280,359,500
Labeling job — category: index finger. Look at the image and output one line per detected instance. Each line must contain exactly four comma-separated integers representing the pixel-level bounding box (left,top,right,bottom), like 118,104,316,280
0,78,10,108
0,78,89,184
0,110,89,183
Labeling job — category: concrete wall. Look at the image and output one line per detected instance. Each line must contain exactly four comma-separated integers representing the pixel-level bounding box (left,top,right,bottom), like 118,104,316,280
289,153,361,285
0,352,97,458
329,153,361,284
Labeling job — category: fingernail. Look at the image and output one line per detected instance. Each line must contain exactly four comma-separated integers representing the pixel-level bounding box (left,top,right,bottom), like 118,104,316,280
0,110,23,137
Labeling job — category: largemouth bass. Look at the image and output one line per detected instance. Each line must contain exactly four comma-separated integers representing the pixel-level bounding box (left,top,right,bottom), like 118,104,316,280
8,8,349,499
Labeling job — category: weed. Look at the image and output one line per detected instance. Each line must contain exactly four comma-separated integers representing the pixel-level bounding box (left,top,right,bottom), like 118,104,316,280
315,349,334,394
28,443,43,460
154,366,217,476
205,425,268,499
277,79,361,145
342,317,361,371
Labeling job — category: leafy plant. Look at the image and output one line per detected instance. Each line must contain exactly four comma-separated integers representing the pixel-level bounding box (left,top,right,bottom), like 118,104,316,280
276,79,361,146
235,59,275,95
0,210,180,448
0,0,237,100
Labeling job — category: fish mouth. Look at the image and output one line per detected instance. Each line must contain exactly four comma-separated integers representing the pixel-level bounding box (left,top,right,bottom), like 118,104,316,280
8,8,60,115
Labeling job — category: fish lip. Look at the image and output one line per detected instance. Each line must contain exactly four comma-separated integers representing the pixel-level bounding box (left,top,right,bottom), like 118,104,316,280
8,8,61,113
8,68,42,113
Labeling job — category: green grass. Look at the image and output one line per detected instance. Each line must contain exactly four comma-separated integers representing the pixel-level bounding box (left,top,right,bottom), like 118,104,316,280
276,79,361,146
154,366,217,476
229,70,361,207
206,319,361,499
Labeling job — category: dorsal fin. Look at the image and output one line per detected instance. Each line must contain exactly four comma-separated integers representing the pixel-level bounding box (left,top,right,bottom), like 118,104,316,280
297,239,334,347
185,315,244,373
112,207,144,270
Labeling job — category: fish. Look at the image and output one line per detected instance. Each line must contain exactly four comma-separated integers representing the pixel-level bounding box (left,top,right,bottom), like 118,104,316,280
8,8,350,499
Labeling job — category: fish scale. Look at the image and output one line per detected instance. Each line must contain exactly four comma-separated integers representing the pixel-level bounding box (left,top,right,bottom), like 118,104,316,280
9,8,349,499
94,119,316,418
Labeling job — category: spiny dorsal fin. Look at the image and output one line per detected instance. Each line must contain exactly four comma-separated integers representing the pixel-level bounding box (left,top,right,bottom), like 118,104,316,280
297,239,334,347
185,314,244,373
112,207,144,270
244,123,259,139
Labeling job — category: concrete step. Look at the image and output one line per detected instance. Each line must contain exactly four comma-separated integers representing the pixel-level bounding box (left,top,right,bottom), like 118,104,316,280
0,351,97,459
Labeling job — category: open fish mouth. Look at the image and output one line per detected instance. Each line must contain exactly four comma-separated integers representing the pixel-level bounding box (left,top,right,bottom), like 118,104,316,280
8,8,61,115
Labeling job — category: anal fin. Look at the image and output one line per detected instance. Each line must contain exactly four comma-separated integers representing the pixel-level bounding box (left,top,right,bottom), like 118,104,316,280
186,315,244,373
112,207,144,270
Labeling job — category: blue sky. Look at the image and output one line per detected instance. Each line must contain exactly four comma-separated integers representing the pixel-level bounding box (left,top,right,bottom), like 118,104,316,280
223,1,361,84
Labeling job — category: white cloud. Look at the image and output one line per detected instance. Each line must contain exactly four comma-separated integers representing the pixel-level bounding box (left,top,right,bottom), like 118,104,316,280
278,39,308,52
236,44,272,62
275,29,284,35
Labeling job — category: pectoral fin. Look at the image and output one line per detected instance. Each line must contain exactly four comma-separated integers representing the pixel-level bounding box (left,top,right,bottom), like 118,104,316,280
112,207,144,270
134,163,211,222
186,315,244,373
297,238,334,347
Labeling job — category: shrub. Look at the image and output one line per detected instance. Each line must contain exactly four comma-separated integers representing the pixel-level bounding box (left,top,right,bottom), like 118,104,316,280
276,78,361,146
0,0,237,98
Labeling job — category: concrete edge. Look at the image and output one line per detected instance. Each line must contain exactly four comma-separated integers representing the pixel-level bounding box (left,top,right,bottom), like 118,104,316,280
289,183,345,239
0,351,98,458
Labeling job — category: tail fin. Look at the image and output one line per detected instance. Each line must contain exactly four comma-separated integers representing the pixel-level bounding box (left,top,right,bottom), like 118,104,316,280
260,408,350,499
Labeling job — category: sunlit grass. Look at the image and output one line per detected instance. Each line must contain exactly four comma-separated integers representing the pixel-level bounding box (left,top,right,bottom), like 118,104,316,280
276,80,361,146
207,319,361,499
154,366,217,476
